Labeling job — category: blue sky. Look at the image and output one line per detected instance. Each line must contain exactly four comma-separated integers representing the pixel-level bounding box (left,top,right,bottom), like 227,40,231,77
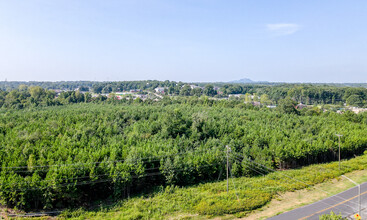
0,0,366,83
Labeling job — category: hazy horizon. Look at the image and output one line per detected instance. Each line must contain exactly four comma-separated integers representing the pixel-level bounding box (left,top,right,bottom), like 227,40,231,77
1,1,366,83
1,78,367,84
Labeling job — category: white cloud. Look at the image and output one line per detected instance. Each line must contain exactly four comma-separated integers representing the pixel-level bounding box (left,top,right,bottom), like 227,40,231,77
266,23,301,36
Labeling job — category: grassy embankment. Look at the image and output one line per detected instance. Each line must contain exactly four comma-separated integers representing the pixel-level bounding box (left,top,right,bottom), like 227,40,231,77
242,168,367,220
49,151,367,220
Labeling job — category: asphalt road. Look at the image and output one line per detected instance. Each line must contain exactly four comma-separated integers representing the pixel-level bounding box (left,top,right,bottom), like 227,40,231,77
268,182,367,220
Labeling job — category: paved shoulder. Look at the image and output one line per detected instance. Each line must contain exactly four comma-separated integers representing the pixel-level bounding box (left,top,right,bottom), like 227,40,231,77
268,182,367,220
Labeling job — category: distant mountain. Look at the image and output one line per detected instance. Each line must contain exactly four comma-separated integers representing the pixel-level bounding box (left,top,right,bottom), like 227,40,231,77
230,78,254,83
229,78,269,84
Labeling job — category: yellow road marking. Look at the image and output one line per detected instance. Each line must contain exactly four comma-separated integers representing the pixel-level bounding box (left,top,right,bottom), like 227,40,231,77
299,189,367,220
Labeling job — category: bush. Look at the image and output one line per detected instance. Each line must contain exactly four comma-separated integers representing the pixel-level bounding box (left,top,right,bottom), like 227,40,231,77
319,211,347,220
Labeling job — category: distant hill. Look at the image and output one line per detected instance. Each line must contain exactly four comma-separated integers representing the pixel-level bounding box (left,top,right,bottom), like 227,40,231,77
229,78,268,84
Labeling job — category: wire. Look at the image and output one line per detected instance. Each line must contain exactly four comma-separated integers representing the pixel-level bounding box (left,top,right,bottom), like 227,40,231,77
231,155,269,176
0,148,214,170
0,157,226,193
5,158,164,174
234,152,362,210
231,155,355,216
0,166,162,188
232,154,356,217
228,162,240,201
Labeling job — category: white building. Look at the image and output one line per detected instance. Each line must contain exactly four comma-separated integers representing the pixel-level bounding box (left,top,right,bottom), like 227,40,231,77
154,87,166,93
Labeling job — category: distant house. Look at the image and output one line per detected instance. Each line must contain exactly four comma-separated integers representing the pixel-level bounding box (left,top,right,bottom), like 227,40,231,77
229,94,242,98
115,95,123,100
190,85,203,89
349,107,367,114
130,89,142,93
252,101,261,107
154,87,166,93
137,94,147,100
296,103,307,110
51,89,67,97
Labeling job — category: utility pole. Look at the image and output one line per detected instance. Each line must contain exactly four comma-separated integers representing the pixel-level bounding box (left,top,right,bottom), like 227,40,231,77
226,145,230,193
336,134,343,170
342,175,361,216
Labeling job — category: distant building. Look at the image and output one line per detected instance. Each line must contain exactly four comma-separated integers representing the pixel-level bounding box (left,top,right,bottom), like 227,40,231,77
296,103,307,110
229,94,243,98
349,107,367,114
115,95,123,100
137,94,147,100
190,85,203,89
51,89,65,97
154,87,166,93
252,101,261,107
130,89,142,93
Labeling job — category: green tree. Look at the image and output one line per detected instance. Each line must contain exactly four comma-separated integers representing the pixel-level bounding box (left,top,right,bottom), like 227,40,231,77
79,86,89,92
260,94,271,105
203,85,217,97
191,88,203,97
29,86,45,100
244,93,252,103
346,95,363,107
92,84,103,94
180,85,192,96
253,93,259,102
277,97,299,114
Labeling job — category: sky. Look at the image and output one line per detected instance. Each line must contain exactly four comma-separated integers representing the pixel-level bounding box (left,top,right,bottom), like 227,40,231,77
0,0,366,83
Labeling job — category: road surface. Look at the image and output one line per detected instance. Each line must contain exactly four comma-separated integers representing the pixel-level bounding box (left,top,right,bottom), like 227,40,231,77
268,182,367,220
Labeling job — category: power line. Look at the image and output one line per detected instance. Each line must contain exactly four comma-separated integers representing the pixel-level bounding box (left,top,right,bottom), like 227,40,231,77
234,152,363,210
0,166,163,188
5,157,165,174
3,161,227,218
231,155,269,176
0,148,220,171
231,155,357,215
0,158,226,193
228,162,239,201
230,155,356,216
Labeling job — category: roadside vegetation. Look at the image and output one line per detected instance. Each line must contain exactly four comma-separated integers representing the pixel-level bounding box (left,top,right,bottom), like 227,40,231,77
319,211,347,220
57,151,367,219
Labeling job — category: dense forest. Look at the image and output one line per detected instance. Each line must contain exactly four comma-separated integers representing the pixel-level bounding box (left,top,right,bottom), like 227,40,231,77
0,98,367,210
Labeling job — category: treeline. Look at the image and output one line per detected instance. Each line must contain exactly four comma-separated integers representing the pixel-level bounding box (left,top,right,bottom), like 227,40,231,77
0,80,180,93
0,81,94,91
0,85,237,109
0,86,107,109
257,85,367,106
0,102,367,210
1,81,367,107
1,86,367,113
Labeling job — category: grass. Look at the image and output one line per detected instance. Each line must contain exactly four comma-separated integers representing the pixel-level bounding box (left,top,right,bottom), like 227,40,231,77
242,169,367,220
55,151,367,220
4,152,367,220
